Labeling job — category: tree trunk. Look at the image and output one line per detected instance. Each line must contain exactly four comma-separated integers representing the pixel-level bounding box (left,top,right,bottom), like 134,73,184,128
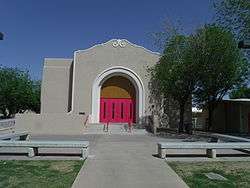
178,103,185,133
1,108,7,119
7,108,15,118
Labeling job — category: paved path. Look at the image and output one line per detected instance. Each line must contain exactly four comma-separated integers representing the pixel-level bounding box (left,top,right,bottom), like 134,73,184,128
72,134,188,188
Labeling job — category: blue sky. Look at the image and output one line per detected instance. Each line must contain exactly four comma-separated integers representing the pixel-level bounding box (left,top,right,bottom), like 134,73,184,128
0,0,214,80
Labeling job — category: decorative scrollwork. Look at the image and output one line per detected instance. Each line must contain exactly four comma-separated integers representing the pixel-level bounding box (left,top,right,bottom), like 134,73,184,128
112,39,126,48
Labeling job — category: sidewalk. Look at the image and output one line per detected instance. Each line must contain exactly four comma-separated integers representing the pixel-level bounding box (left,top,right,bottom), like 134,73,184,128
72,135,188,188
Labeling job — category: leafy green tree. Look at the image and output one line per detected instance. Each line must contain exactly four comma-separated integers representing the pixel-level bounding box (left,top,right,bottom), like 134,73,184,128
230,85,250,99
0,67,40,118
214,0,250,39
192,25,249,130
30,80,41,113
149,35,198,132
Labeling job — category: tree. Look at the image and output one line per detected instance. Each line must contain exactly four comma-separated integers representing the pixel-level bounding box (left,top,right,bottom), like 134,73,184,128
214,0,250,39
151,19,183,52
192,25,249,130
0,67,40,118
149,35,198,132
230,85,250,99
30,80,41,113
0,32,3,40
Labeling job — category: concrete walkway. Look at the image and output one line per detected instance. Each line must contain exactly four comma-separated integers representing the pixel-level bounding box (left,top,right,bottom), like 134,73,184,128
72,134,188,188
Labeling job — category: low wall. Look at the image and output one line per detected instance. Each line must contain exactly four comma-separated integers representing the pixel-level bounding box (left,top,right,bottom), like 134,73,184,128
15,113,86,135
0,118,15,134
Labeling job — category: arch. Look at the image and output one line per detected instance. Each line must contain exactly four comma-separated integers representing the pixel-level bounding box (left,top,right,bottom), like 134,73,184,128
91,66,145,123
101,76,136,99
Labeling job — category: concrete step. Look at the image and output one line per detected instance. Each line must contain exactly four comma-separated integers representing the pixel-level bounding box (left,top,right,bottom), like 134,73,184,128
84,123,126,131
83,123,147,135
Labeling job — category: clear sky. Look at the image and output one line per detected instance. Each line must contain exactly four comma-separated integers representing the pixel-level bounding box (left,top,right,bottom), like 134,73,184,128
0,0,214,80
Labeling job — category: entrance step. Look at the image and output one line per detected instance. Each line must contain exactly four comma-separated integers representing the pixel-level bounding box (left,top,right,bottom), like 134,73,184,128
83,123,147,135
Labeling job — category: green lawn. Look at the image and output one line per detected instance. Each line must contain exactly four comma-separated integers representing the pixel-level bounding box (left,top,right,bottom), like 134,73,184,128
168,161,250,188
0,160,84,188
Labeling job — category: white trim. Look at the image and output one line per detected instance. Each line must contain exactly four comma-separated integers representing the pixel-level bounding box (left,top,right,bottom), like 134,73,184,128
91,66,145,123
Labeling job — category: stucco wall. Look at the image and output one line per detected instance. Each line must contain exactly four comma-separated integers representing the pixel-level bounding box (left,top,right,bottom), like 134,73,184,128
15,113,86,135
20,39,193,135
72,39,160,121
41,58,73,114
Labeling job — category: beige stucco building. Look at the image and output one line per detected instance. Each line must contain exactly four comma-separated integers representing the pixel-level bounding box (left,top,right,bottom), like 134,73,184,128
16,39,191,135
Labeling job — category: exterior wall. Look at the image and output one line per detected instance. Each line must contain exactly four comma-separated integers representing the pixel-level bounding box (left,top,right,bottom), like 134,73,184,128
72,39,160,121
15,113,86,135
161,99,192,129
192,111,208,130
240,104,250,133
211,101,250,134
41,58,73,114
17,39,194,135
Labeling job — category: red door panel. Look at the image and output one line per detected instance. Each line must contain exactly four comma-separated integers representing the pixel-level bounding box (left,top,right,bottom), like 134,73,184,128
100,98,135,123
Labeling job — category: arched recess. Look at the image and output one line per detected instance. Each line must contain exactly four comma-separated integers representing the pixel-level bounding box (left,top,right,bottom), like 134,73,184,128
91,66,145,123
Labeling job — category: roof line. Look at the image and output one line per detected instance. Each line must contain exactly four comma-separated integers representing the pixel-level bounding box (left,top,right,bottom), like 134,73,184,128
74,39,161,56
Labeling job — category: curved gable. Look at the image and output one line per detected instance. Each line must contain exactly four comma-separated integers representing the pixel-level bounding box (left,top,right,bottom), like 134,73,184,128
72,39,160,117
75,39,160,57
74,39,160,67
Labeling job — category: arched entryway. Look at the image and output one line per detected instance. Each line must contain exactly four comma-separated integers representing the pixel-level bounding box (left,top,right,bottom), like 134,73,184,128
100,76,136,123
91,66,145,123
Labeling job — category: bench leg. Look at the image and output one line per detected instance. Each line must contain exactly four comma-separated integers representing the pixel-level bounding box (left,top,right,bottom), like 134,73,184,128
206,149,216,158
28,147,38,158
158,146,167,159
81,148,89,160
26,135,31,141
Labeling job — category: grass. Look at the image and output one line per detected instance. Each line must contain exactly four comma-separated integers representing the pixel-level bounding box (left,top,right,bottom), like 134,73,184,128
0,160,84,188
168,161,250,188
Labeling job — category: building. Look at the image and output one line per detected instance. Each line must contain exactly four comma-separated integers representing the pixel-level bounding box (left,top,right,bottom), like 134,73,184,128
192,107,206,131
16,39,191,135
211,99,250,134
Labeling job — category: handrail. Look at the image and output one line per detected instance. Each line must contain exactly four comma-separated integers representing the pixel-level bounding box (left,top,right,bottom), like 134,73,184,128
83,115,89,127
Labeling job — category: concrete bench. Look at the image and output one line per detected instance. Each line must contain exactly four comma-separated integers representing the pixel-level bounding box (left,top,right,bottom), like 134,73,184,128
211,133,250,142
0,140,89,159
157,142,250,159
0,132,30,141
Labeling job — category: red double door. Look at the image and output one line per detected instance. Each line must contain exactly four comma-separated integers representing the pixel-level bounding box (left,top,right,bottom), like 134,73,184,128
100,98,135,123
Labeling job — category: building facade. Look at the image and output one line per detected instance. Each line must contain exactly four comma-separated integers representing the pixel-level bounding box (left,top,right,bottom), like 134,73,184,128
211,99,250,134
42,39,159,124
16,39,191,135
